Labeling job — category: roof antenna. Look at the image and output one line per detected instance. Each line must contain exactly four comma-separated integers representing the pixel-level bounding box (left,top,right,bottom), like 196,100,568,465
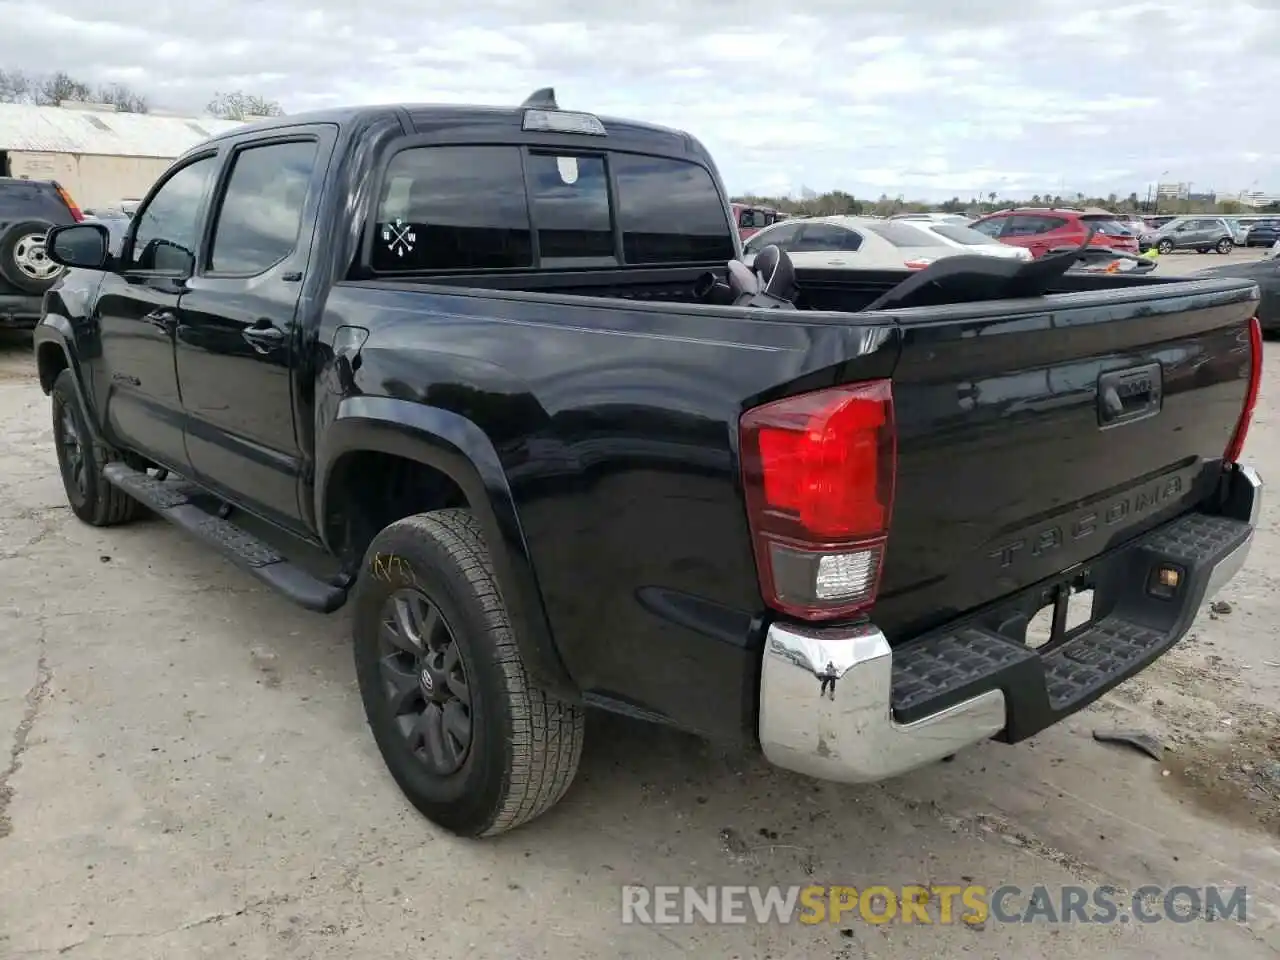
521,87,558,110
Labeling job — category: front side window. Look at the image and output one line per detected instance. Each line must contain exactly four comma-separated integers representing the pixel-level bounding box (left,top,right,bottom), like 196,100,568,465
611,154,735,264
128,155,218,273
209,140,319,274
372,146,533,272
524,153,613,260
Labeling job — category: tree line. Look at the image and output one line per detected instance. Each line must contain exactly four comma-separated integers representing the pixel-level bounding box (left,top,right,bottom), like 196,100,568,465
734,190,1280,218
0,68,284,120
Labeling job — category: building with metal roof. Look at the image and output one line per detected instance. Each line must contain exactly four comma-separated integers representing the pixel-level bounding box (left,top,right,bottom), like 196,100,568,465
0,102,245,211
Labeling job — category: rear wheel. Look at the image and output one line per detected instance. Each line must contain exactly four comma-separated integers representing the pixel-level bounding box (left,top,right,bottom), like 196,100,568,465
1216,238,1234,254
51,370,143,526
352,509,584,838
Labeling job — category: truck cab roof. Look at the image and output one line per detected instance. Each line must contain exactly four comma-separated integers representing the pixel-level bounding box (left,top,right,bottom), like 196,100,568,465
205,99,713,167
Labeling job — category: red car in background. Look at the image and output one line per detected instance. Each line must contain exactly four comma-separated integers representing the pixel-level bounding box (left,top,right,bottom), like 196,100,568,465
969,207,1140,258
732,202,781,241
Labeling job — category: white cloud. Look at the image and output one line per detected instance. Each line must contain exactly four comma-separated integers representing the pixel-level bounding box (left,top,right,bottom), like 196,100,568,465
0,0,1276,200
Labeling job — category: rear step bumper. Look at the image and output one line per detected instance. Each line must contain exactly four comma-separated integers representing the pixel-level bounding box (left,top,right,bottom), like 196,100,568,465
757,463,1261,785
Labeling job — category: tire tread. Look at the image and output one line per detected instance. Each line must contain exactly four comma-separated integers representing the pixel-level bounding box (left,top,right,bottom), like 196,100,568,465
389,509,583,836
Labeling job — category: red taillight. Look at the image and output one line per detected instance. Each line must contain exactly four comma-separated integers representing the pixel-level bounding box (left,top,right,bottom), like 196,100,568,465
1224,315,1263,464
902,258,934,270
54,183,83,222
739,380,897,621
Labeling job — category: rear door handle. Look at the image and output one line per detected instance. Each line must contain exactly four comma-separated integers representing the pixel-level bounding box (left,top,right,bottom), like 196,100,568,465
242,324,285,353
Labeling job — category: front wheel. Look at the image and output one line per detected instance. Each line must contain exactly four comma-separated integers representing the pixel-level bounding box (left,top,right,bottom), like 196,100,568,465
352,509,584,838
1157,239,1174,255
51,370,143,526
1216,238,1234,254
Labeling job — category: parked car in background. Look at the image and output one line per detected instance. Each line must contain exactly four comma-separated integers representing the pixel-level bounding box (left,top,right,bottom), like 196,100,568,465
741,215,961,270
1151,217,1236,255
969,207,1140,258
1,176,84,329
901,219,1032,260
1119,217,1157,252
1221,218,1250,245
1245,220,1280,247
731,202,780,241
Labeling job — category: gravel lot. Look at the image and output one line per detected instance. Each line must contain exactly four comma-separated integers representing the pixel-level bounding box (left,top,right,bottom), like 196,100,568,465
1,250,1278,958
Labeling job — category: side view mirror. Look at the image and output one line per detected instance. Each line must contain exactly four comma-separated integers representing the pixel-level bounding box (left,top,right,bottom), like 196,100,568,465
46,223,112,270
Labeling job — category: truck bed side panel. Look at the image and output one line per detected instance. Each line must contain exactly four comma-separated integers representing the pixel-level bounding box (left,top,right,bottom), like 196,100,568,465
329,283,899,740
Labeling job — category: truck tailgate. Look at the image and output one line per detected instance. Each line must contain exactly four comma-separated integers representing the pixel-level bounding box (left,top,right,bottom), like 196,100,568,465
872,279,1259,641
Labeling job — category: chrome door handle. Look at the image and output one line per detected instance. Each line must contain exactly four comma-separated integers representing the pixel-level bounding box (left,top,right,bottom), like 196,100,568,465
242,324,285,353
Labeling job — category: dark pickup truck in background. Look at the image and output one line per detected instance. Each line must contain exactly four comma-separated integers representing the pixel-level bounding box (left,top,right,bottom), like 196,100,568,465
34,90,1265,838
0,176,83,328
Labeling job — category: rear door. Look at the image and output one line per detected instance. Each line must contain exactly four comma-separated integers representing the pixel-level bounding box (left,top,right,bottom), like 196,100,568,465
873,281,1257,642
174,127,334,532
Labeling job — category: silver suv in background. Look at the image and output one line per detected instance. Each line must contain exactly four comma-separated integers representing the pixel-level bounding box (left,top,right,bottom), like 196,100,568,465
1152,216,1236,255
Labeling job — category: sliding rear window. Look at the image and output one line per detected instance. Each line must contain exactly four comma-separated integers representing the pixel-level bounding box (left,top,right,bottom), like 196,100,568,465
369,144,733,273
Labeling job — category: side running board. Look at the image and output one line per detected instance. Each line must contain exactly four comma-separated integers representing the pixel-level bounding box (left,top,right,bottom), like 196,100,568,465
102,463,348,614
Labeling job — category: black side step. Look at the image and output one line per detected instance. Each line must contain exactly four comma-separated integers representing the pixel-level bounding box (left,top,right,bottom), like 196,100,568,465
102,463,348,614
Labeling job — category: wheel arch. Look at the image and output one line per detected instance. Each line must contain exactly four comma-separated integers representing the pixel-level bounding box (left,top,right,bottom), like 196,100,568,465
317,396,579,701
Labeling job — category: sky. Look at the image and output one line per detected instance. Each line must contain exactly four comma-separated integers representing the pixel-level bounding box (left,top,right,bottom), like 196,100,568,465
1,0,1277,201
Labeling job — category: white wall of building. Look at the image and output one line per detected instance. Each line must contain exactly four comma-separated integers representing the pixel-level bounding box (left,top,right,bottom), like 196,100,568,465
6,150,173,210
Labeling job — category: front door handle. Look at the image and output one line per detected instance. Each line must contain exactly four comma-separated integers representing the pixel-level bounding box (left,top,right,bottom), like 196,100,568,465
242,323,285,353
143,309,177,331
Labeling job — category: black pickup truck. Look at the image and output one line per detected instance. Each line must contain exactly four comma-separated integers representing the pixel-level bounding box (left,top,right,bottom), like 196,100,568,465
34,90,1264,838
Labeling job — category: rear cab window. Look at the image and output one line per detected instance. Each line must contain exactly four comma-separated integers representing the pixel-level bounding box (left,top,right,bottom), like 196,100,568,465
369,143,735,273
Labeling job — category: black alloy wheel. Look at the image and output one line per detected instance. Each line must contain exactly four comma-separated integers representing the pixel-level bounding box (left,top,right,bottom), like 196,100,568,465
54,400,88,506
378,587,473,776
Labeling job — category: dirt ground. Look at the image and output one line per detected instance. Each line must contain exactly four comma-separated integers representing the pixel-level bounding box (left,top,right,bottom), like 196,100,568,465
1,252,1278,958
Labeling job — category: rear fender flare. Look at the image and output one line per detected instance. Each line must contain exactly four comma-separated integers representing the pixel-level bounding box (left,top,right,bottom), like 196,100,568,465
316,396,578,701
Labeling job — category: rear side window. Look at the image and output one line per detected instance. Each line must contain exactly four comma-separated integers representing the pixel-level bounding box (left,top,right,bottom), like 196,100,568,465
611,154,735,264
525,153,614,261
1080,217,1130,236
863,220,937,247
372,146,533,272
209,140,318,274
1004,215,1066,237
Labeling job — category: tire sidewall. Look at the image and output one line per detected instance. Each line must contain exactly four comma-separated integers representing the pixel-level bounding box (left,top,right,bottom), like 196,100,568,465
51,372,103,522
1157,240,1174,255
352,519,514,834
0,220,62,294
1217,239,1233,254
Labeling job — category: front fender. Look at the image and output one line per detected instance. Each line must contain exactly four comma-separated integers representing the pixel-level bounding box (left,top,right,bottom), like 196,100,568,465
32,313,104,443
316,396,579,702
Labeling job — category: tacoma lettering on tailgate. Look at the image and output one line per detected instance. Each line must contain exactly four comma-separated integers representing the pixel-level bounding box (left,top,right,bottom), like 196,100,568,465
989,475,1184,569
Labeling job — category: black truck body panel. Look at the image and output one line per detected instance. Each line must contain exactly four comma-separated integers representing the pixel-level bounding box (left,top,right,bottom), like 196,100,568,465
33,101,1264,745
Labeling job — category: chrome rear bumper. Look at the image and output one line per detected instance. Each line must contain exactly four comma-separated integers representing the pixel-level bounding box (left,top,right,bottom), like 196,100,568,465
758,463,1262,785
